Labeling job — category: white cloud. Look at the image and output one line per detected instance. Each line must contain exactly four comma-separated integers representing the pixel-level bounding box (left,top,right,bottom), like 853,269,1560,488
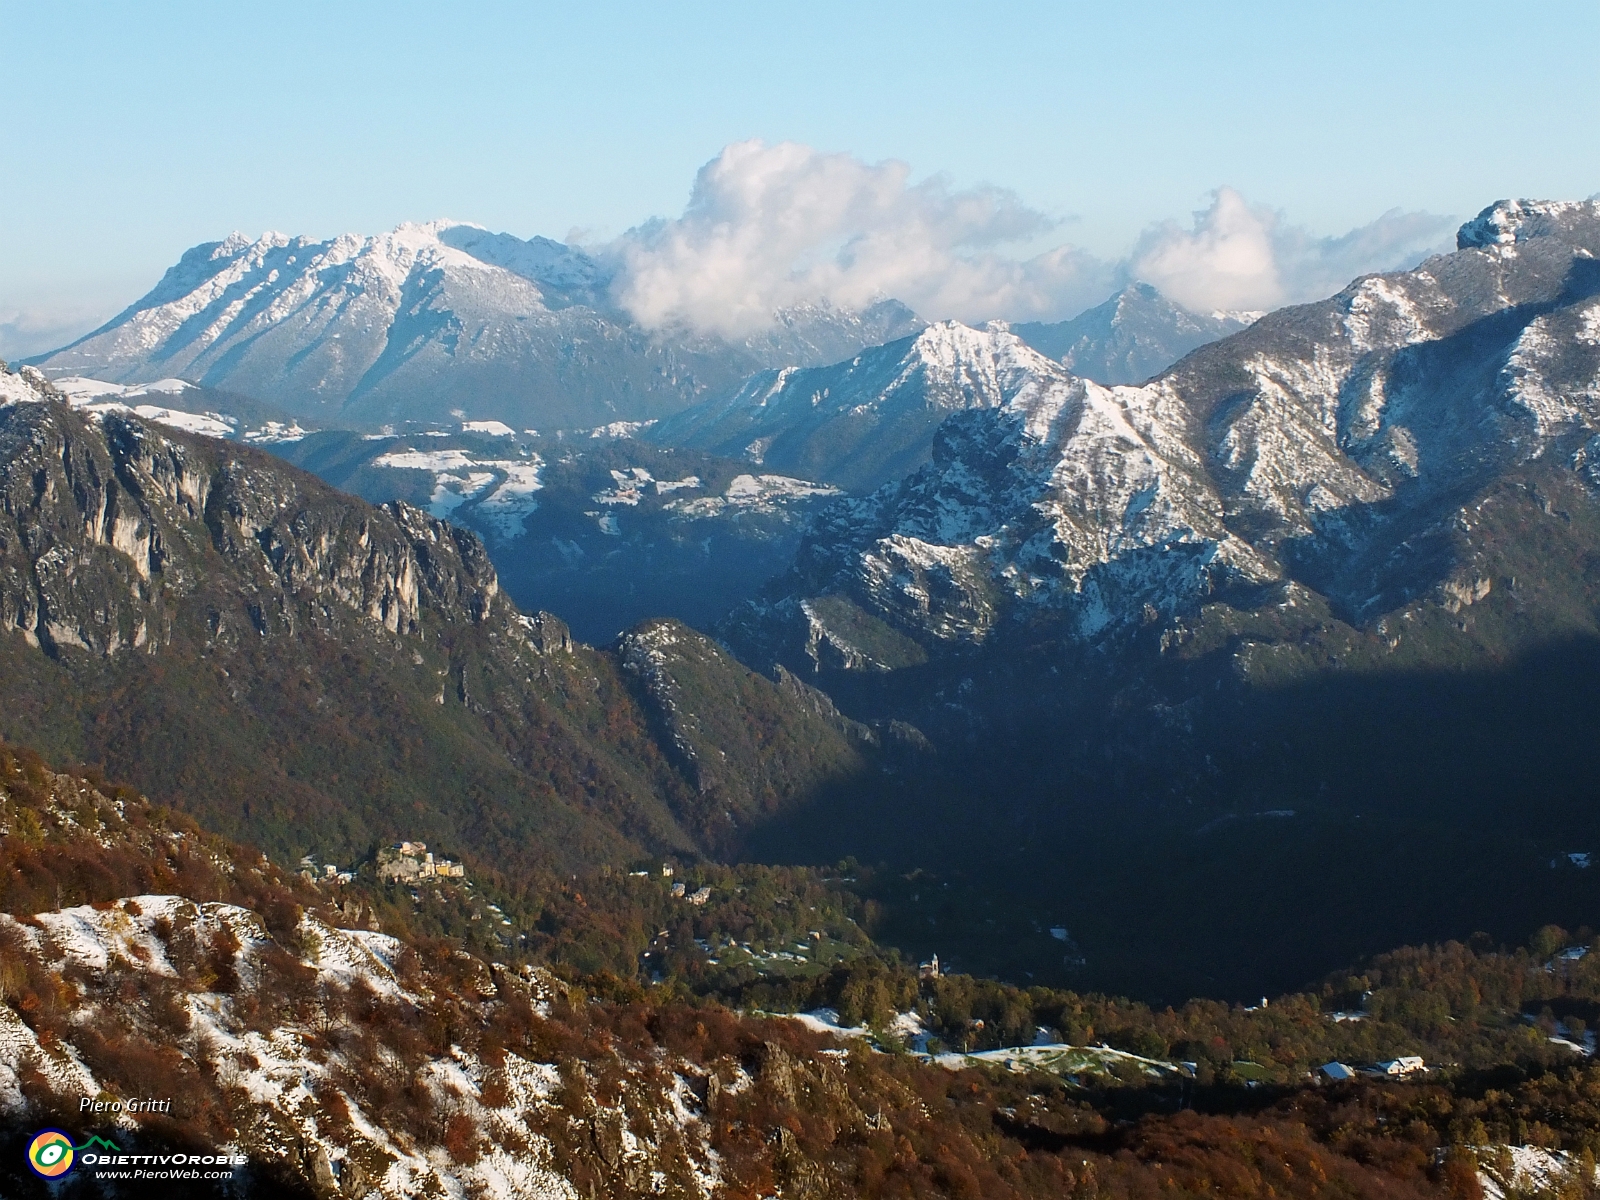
606,140,1114,337
607,145,1458,333
1127,188,1456,314
0,305,109,362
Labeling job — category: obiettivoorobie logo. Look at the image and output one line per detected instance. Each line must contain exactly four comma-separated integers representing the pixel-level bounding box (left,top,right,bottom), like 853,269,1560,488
27,1129,120,1179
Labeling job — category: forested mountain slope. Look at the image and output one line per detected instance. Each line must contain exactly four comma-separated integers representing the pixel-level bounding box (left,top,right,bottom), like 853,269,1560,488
700,201,1600,996
0,366,877,878
7,744,1600,1200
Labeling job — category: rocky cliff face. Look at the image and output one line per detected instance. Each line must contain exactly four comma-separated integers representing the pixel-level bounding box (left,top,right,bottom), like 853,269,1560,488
275,429,844,645
0,367,495,659
0,366,874,874
724,200,1600,676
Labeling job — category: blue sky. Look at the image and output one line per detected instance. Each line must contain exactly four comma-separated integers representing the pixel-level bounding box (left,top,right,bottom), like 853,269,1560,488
3,0,1598,355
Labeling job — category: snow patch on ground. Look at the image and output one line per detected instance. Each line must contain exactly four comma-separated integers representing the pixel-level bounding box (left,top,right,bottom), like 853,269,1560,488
934,1042,1193,1080
373,449,480,472
586,420,657,439
786,1008,873,1040
0,368,47,406
52,376,195,401
1477,1145,1600,1200
372,448,545,534
475,459,545,538
126,405,236,438
0,895,599,1200
666,473,840,517
242,420,310,444
42,378,241,440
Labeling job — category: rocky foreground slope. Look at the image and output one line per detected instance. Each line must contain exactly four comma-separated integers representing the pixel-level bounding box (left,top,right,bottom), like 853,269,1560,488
0,365,878,876
0,745,1088,1199
5,747,1600,1200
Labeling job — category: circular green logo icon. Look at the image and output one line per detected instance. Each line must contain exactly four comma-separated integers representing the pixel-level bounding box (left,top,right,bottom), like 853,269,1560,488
28,1128,75,1178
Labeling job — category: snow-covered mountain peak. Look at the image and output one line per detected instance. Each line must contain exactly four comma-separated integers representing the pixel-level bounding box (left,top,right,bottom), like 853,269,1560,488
211,229,290,259
33,223,922,431
726,195,1600,671
902,320,1066,398
1012,284,1254,386
436,223,610,299
1457,198,1600,250
651,319,1077,492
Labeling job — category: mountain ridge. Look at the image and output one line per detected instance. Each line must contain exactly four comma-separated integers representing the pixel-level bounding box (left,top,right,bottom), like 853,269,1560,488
723,198,1600,673
649,320,1082,493
30,222,926,432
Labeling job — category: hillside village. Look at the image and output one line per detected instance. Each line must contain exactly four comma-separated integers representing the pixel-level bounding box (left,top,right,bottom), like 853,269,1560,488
375,840,467,881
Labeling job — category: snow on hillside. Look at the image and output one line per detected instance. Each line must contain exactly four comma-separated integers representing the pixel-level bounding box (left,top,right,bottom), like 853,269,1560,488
0,366,316,444
51,375,194,401
369,445,546,536
725,199,1600,669
1476,1145,1600,1200
652,319,1079,493
0,365,244,439
463,419,517,436
0,894,721,1200
665,474,843,517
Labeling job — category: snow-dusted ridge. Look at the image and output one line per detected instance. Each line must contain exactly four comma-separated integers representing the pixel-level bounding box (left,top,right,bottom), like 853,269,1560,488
29,221,925,433
654,319,1081,493
1,365,309,444
723,199,1600,669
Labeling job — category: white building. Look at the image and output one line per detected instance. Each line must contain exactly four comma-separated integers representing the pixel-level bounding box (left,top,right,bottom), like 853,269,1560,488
1376,1056,1426,1076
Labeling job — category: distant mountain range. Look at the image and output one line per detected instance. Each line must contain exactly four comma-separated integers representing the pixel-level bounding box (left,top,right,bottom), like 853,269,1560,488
28,221,924,431
18,226,1265,644
648,289,1256,494
726,198,1600,678
695,200,1600,995
24,220,1263,451
1012,281,1258,384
